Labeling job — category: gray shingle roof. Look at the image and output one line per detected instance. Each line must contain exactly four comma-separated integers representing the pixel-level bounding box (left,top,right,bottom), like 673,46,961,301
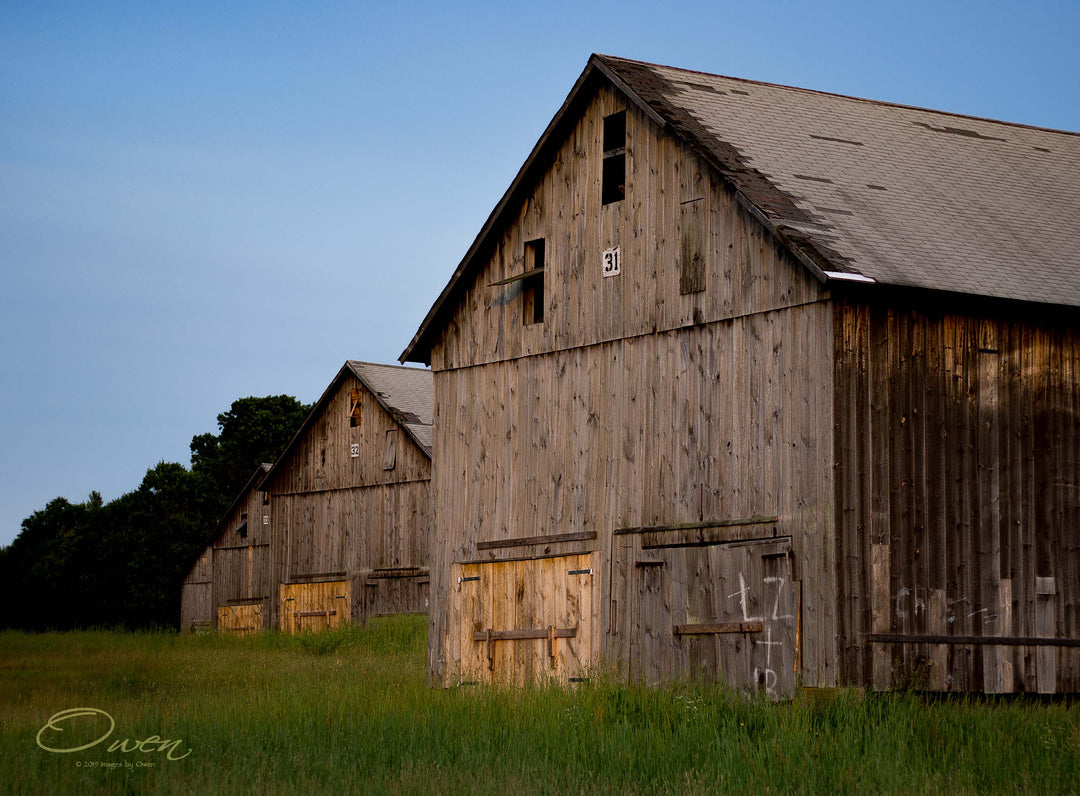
598,55,1080,306
402,54,1080,365
346,361,433,456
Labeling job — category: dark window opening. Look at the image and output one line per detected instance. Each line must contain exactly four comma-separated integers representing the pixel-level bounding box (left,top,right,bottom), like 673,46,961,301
523,239,545,325
237,514,248,539
604,111,626,151
602,111,626,205
602,154,626,205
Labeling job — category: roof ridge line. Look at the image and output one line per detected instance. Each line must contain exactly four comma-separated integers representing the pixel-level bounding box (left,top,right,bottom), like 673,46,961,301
593,53,1080,138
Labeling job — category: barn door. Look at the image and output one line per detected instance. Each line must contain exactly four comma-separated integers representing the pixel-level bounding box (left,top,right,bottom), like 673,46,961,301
279,580,351,634
218,602,263,636
452,553,595,686
616,538,798,698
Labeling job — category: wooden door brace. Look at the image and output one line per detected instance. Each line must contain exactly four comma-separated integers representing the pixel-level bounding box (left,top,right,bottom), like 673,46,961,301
674,621,762,636
473,626,578,669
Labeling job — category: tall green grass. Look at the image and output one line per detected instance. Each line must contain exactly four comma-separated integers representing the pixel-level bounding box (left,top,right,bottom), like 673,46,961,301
2,617,1078,794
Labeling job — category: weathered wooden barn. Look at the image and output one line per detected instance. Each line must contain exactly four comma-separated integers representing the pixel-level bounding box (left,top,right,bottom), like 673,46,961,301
402,55,1080,694
180,463,273,634
180,361,433,634
261,361,433,633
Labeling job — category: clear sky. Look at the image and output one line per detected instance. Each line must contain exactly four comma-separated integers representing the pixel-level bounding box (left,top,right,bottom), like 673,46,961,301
2,0,1078,547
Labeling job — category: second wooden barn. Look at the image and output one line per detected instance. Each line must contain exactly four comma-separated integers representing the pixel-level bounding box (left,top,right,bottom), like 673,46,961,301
262,361,433,633
402,55,1080,695
180,463,273,634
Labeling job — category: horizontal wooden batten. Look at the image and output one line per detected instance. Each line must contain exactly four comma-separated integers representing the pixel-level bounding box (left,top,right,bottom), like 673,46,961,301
476,531,598,551
297,610,337,619
473,626,578,642
460,549,599,566
615,517,781,549
615,516,779,535
674,621,763,636
271,476,431,499
368,567,430,579
287,572,347,583
488,267,545,287
867,633,1080,648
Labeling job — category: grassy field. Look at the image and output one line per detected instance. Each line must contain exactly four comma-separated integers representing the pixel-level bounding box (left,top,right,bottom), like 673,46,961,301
2,617,1079,795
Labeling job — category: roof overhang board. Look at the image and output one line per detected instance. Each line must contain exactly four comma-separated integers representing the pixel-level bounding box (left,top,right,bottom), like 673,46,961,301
590,55,668,130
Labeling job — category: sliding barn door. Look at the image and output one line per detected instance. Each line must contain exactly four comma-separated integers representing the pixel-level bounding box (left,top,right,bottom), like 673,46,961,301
452,553,595,686
613,538,798,698
218,602,264,636
279,580,351,633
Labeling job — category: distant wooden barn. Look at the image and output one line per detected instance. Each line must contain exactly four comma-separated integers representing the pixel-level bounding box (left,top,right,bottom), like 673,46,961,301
181,361,433,634
261,361,433,633
180,463,273,634
402,55,1080,694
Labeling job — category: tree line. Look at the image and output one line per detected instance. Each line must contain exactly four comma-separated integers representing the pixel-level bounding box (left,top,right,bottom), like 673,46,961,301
0,396,310,631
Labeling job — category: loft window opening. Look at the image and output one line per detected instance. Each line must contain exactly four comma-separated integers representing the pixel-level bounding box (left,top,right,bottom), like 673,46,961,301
604,110,626,151
602,111,626,205
523,239,545,325
238,513,248,539
349,388,363,428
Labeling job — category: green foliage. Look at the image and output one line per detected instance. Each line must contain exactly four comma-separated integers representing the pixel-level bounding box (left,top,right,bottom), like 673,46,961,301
2,619,1078,794
189,395,310,527
1,395,309,631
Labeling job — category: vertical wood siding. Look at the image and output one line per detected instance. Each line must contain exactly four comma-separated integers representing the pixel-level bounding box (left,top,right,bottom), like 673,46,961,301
430,85,824,373
427,84,835,689
835,300,1080,691
180,548,213,632
264,374,432,630
611,535,798,697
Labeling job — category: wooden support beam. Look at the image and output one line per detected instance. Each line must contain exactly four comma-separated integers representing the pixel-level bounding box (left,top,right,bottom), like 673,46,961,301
476,531,597,551
674,621,763,636
614,516,779,535
867,633,1080,648
473,626,578,642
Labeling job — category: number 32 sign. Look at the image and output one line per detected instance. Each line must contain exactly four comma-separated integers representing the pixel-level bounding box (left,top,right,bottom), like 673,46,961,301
602,246,621,278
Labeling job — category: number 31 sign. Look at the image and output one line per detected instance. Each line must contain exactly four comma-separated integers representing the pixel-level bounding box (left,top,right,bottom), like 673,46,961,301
602,246,621,278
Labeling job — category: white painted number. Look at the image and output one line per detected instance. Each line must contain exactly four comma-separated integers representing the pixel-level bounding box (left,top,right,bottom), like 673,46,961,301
602,246,621,277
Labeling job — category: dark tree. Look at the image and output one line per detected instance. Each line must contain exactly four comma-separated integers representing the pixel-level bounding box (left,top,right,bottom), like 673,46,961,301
2,394,309,630
190,395,310,529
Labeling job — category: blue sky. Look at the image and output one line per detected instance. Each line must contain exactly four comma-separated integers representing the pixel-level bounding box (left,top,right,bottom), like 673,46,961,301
2,0,1079,546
